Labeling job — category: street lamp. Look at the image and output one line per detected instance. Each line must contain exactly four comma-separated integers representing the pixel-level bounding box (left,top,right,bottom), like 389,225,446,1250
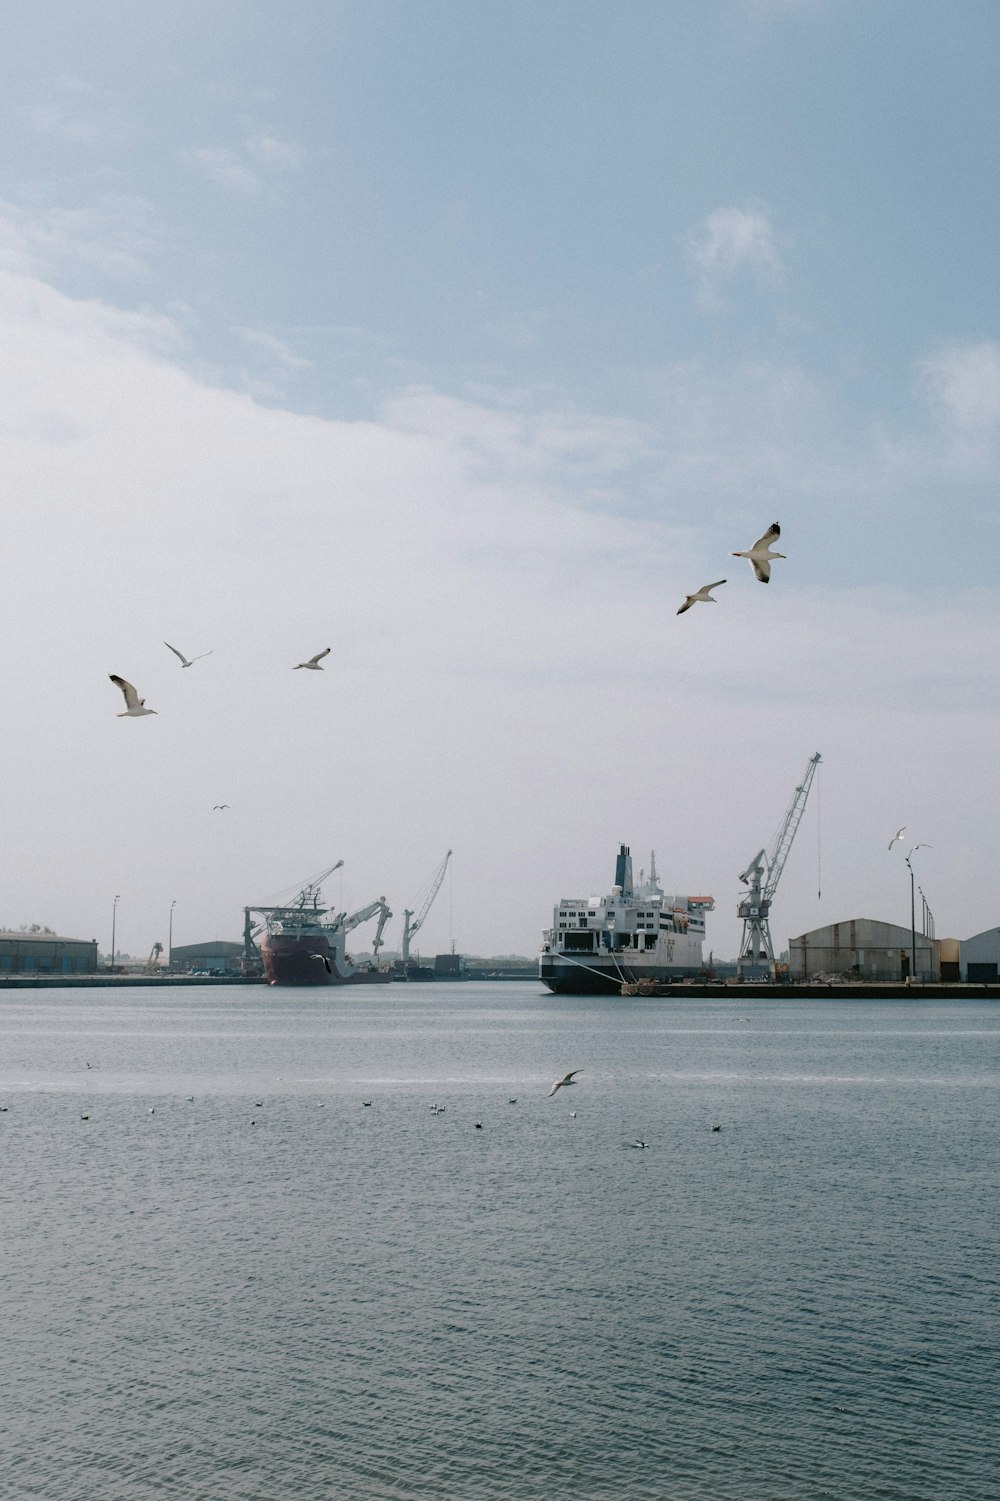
168,900,176,972
110,894,120,973
904,847,931,979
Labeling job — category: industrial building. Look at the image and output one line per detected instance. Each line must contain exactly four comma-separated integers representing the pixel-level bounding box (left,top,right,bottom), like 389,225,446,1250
0,931,98,975
788,919,938,982
170,940,244,975
959,926,1000,983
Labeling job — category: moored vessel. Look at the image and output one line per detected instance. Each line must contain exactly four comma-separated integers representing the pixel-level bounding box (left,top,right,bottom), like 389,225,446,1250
539,845,714,995
245,863,392,986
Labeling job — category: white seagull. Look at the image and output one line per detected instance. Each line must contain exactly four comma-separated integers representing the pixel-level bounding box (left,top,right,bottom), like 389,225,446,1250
164,642,212,668
731,522,785,583
294,648,331,671
109,675,157,717
548,1069,583,1098
888,826,907,850
677,579,727,615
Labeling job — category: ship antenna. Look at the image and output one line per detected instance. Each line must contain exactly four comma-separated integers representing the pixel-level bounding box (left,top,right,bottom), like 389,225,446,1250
649,850,659,886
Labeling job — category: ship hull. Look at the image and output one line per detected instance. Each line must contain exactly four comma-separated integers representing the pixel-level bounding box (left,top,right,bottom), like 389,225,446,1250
260,933,390,987
539,956,705,995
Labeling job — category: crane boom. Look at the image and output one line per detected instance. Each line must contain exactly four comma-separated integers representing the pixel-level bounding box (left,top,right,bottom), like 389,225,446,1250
764,753,821,902
737,752,821,977
401,850,452,964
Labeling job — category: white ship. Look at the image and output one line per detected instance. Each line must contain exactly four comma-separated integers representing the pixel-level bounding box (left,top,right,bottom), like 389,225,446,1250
539,845,714,995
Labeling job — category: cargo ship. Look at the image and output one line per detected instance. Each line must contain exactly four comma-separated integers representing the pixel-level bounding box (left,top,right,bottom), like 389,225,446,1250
244,862,392,986
539,845,714,995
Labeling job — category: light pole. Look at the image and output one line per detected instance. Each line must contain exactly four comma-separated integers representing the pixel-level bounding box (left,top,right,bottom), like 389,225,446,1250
111,894,120,973
904,847,931,979
168,900,176,972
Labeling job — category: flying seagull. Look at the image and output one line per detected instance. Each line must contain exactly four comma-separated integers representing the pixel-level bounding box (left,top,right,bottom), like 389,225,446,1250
677,579,727,615
888,826,907,850
213,804,231,811
309,952,333,974
548,1069,583,1097
164,642,212,668
731,522,785,583
109,675,157,717
294,648,331,671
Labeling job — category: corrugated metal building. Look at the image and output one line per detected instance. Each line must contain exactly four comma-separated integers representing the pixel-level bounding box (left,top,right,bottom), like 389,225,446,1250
959,926,1000,983
788,918,937,982
170,940,244,974
0,932,98,975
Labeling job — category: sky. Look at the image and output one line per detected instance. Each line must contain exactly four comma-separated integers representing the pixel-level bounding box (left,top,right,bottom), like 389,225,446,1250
2,0,1000,963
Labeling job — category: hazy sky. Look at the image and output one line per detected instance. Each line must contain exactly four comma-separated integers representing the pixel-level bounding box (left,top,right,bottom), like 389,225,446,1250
2,0,999,962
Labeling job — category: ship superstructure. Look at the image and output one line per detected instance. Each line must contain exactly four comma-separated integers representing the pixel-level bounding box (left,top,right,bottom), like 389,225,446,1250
244,862,392,986
539,845,714,995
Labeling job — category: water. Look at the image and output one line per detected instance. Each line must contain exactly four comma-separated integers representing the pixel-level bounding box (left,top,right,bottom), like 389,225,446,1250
1,983,997,1500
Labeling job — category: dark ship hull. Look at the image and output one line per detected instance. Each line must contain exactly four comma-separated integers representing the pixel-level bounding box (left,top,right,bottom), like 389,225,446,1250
260,932,391,986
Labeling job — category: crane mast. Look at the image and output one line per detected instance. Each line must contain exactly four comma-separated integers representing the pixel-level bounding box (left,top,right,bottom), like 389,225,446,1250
737,752,821,977
401,850,452,964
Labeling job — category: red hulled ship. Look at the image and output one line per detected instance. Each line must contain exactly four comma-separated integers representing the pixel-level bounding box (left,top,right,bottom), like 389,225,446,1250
246,862,392,986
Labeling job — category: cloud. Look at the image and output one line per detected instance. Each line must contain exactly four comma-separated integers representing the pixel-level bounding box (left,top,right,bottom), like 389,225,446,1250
0,194,160,280
920,340,1000,470
19,75,133,149
183,129,307,196
183,147,263,197
245,133,307,172
687,205,784,311
1,262,999,960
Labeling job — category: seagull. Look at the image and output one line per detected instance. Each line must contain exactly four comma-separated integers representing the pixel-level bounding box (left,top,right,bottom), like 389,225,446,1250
362,1100,372,1107
631,1139,649,1148
548,1070,583,1097
164,642,212,668
731,522,785,583
711,1124,722,1132
109,675,157,717
294,648,331,671
309,952,333,974
213,804,231,811
677,579,727,615
888,826,907,850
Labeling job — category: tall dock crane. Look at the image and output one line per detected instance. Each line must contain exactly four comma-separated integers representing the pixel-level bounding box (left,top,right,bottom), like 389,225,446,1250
737,752,821,978
401,850,452,965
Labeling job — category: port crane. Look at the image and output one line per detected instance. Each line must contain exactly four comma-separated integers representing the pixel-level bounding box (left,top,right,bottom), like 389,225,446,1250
737,752,821,978
401,850,452,964
336,895,393,962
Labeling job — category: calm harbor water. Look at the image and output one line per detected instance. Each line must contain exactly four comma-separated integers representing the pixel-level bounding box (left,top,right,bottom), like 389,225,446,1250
1,982,997,1501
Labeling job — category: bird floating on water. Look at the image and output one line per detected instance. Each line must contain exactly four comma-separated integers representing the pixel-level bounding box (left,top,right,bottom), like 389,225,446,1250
631,1139,649,1149
548,1070,583,1097
164,642,212,668
294,648,330,670
110,675,157,717
731,522,785,583
677,580,727,615
888,826,907,850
